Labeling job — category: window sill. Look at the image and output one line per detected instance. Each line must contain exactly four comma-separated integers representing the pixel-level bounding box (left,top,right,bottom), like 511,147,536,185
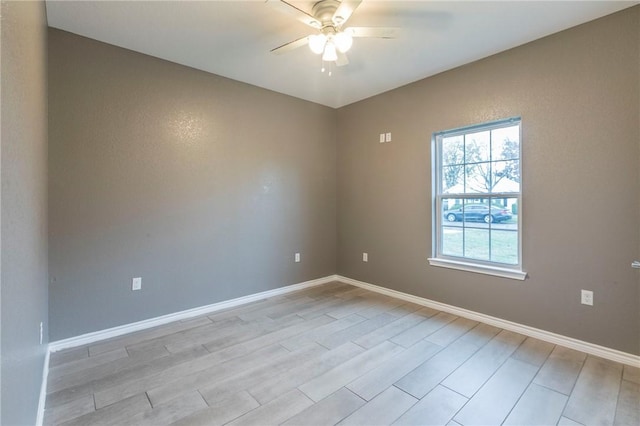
428,258,527,281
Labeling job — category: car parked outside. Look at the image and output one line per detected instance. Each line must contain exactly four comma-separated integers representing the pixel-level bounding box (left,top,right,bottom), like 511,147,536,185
444,204,512,223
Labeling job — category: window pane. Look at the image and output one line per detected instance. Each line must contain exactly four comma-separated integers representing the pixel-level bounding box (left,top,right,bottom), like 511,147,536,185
487,197,517,227
491,160,520,193
490,230,518,264
442,135,464,166
442,198,461,223
442,226,463,257
465,130,490,163
464,228,490,261
491,125,520,161
465,163,491,193
442,165,464,194
462,199,491,224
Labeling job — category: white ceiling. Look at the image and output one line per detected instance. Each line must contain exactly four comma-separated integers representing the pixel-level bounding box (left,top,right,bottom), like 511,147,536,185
45,0,638,108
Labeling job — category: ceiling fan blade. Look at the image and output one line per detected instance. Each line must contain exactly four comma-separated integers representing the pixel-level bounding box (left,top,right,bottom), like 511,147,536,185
270,36,309,55
335,51,349,67
266,0,321,29
345,27,398,39
332,0,362,27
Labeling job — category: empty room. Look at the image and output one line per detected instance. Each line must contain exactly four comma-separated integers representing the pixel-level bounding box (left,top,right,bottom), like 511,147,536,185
1,1,639,425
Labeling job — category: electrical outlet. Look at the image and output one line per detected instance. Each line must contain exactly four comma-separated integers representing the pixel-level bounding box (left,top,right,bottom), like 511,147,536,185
581,289,593,306
295,253,301,263
39,322,43,345
385,132,392,142
363,252,368,262
132,277,142,291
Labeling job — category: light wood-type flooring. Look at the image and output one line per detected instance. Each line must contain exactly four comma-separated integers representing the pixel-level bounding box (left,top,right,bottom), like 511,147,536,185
44,281,640,426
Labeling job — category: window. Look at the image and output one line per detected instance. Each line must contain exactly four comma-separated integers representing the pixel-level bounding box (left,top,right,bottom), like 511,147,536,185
429,117,526,280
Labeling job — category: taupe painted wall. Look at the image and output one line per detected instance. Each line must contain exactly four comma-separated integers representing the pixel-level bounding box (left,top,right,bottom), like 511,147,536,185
48,29,337,340
1,1,49,424
337,7,640,355
49,7,639,356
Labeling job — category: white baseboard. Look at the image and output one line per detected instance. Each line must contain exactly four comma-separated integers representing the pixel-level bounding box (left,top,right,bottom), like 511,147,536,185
35,272,639,425
48,272,639,368
35,347,50,426
49,275,337,352
337,275,640,367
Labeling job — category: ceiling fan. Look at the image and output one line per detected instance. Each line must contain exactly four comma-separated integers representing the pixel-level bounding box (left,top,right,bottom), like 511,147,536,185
267,0,397,69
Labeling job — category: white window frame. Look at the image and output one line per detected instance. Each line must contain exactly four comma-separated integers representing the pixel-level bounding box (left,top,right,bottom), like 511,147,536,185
428,117,527,281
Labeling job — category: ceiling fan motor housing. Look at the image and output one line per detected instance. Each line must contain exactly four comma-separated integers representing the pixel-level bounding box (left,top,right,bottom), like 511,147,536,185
312,0,342,29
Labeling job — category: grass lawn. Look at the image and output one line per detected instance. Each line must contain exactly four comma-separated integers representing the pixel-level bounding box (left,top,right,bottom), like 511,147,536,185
442,222,518,265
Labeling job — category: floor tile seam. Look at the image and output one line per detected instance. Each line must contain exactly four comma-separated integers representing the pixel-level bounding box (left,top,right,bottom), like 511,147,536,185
193,345,323,400
392,329,486,398
205,314,334,352
316,320,391,348
562,354,590,401
533,353,587,396
609,362,627,425
450,323,503,350
391,350,464,399
620,377,640,386
87,321,212,356
124,319,228,350
495,361,547,426
510,342,557,369
199,345,328,405
390,384,421,406
205,322,331,370
93,344,278,407
206,301,268,321
447,347,518,400
561,414,585,425
279,342,296,352
252,300,320,320
360,312,416,333
211,298,287,321
286,386,363,426
350,340,369,351
49,349,90,369
47,350,175,396
319,387,368,420
379,385,421,424
47,352,132,383
387,315,434,339
555,385,576,426
294,341,404,402
296,383,315,402
144,391,153,409
437,383,471,421
342,341,443,400
402,333,458,356
532,380,572,397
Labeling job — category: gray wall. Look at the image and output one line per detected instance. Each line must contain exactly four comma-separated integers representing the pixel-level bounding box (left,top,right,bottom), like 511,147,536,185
337,7,640,355
1,1,49,425
48,6,639,356
48,29,337,340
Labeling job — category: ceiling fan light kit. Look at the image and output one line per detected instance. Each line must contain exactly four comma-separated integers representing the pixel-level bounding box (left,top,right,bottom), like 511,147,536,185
308,33,327,54
334,31,353,52
322,41,338,61
310,31,352,59
268,0,397,71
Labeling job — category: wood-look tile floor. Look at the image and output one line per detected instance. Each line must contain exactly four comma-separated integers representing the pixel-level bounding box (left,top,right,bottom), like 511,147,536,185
44,282,640,426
